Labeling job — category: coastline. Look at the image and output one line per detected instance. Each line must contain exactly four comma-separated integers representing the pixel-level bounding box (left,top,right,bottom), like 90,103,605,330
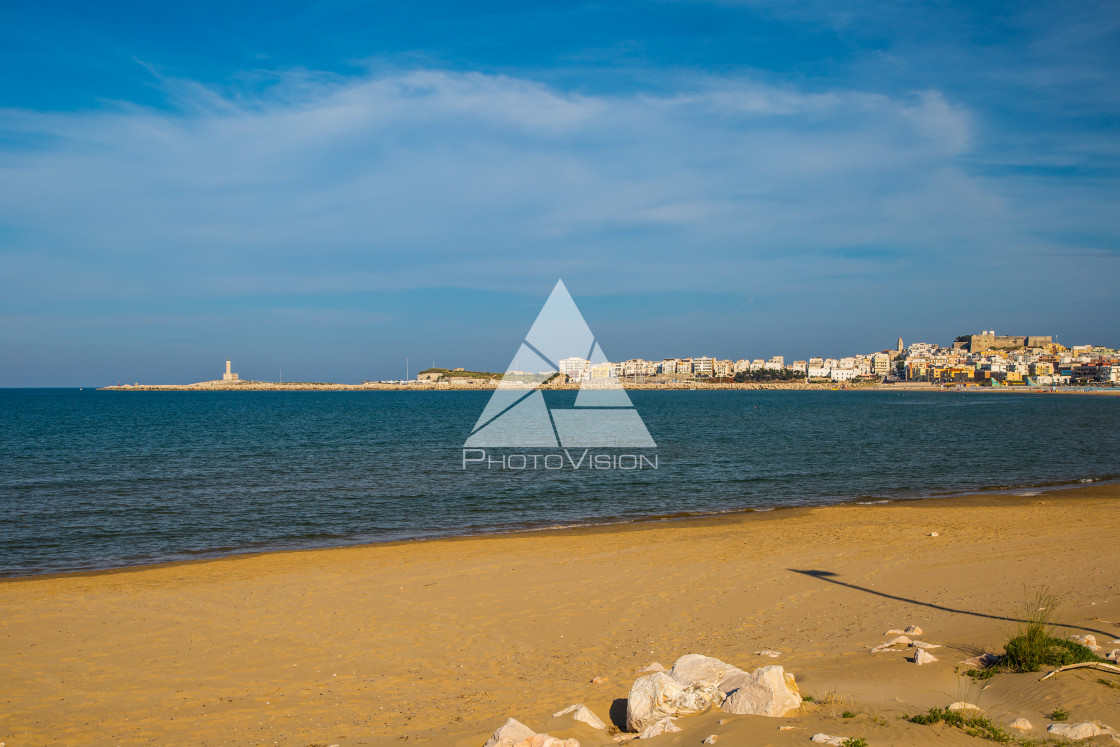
94,381,1120,394
3,484,1119,745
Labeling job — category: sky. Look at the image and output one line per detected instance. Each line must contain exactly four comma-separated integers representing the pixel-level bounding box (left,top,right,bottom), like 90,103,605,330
1,1,1118,386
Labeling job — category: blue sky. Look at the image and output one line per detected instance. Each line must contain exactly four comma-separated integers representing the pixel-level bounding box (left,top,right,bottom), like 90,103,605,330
1,1,1118,385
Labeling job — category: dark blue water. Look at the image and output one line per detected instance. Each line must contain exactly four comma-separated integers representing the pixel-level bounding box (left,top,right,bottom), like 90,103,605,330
1,388,1118,576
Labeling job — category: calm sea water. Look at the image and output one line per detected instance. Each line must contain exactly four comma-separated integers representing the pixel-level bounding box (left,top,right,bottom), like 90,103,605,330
1,388,1118,576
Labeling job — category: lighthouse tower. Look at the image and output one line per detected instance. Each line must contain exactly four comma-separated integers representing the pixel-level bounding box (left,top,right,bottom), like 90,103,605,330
222,359,239,382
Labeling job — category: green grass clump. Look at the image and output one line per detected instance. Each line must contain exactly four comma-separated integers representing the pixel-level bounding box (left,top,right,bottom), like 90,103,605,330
802,694,816,702
907,707,1011,743
1099,677,1120,690
999,587,1103,672
841,710,857,719
964,666,1000,680
840,739,868,747
1047,708,1070,721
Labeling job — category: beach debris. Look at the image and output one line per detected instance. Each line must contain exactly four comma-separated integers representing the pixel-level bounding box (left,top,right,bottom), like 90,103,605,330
638,717,681,739
1008,718,1033,731
720,665,802,717
636,662,665,674
1046,721,1120,740
948,702,982,712
904,625,923,635
810,734,846,746
592,676,609,684
779,725,802,730
962,653,1001,668
755,650,782,658
552,704,607,730
870,635,911,653
1070,634,1101,651
885,629,905,635
1039,661,1120,681
483,717,580,747
668,654,746,689
909,641,941,650
912,649,938,665
928,532,939,537
626,671,722,732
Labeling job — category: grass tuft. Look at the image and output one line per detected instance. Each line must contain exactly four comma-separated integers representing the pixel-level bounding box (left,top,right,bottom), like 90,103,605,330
907,707,1012,743
1047,708,1070,721
1000,587,1103,672
840,739,869,747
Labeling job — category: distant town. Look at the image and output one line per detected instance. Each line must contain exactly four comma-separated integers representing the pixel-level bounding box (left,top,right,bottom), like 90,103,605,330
412,331,1120,388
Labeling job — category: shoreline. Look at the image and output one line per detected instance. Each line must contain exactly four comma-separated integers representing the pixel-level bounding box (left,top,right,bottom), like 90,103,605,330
4,476,1117,582
2,483,1119,746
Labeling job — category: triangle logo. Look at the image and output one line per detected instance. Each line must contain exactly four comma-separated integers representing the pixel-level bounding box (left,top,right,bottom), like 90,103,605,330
465,280,656,448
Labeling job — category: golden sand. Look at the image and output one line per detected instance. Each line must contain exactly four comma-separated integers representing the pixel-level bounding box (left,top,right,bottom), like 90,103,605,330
2,485,1119,745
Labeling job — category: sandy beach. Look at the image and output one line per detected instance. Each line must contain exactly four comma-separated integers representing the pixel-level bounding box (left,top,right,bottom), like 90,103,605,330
3,484,1119,746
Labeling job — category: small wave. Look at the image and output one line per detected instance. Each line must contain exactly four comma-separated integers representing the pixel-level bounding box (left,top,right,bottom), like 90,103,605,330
856,499,890,505
1014,491,1041,497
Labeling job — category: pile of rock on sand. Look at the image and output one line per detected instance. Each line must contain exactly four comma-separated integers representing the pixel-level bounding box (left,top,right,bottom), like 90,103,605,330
484,653,816,747
481,645,1120,747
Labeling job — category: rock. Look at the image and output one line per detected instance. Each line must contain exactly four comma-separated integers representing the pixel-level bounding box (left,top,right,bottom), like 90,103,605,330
637,662,665,674
638,718,681,738
482,718,580,747
870,635,911,653
1047,721,1119,740
592,676,609,684
485,719,537,747
928,532,939,537
1008,718,1033,731
948,702,982,712
904,625,923,635
1069,634,1101,651
810,734,845,746
909,641,941,649
626,671,721,732
755,650,782,658
913,649,938,665
668,654,746,689
552,704,607,731
720,665,801,717
702,736,719,744
961,653,1001,668
1105,649,1119,661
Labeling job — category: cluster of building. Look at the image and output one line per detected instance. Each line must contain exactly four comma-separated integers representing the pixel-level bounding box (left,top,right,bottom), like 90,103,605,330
546,332,1120,386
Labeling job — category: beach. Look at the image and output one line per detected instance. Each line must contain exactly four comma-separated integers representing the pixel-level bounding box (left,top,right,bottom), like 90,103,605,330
2,484,1119,745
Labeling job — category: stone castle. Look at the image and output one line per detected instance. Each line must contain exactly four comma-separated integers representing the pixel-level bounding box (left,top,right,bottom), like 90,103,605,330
957,331,1053,351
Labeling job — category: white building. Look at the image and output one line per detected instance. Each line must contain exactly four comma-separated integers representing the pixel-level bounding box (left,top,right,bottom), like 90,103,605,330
559,357,590,381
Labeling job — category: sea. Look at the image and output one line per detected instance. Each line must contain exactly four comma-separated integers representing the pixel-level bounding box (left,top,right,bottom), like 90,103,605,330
1,388,1118,576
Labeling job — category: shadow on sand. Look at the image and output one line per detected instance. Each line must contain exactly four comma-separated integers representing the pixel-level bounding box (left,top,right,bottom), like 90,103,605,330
790,568,1117,639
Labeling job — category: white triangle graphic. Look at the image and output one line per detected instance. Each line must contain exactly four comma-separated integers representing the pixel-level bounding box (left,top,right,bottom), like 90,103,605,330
465,280,655,448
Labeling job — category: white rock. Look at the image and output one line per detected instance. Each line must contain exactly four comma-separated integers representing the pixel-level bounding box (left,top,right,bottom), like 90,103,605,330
909,641,941,649
885,629,905,635
720,665,801,717
702,736,719,744
1069,634,1101,651
1047,721,1119,740
668,654,746,688
485,719,537,747
870,635,912,653
637,662,666,674
755,650,782,658
928,532,939,537
638,718,681,739
552,704,607,731
1008,718,1033,731
626,671,721,732
948,702,982,711
1105,649,1119,661
913,649,938,665
904,625,923,635
483,718,580,747
810,734,845,746
961,653,1001,668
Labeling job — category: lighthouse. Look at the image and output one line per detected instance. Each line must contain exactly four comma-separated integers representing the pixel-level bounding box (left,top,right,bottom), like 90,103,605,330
222,359,239,382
